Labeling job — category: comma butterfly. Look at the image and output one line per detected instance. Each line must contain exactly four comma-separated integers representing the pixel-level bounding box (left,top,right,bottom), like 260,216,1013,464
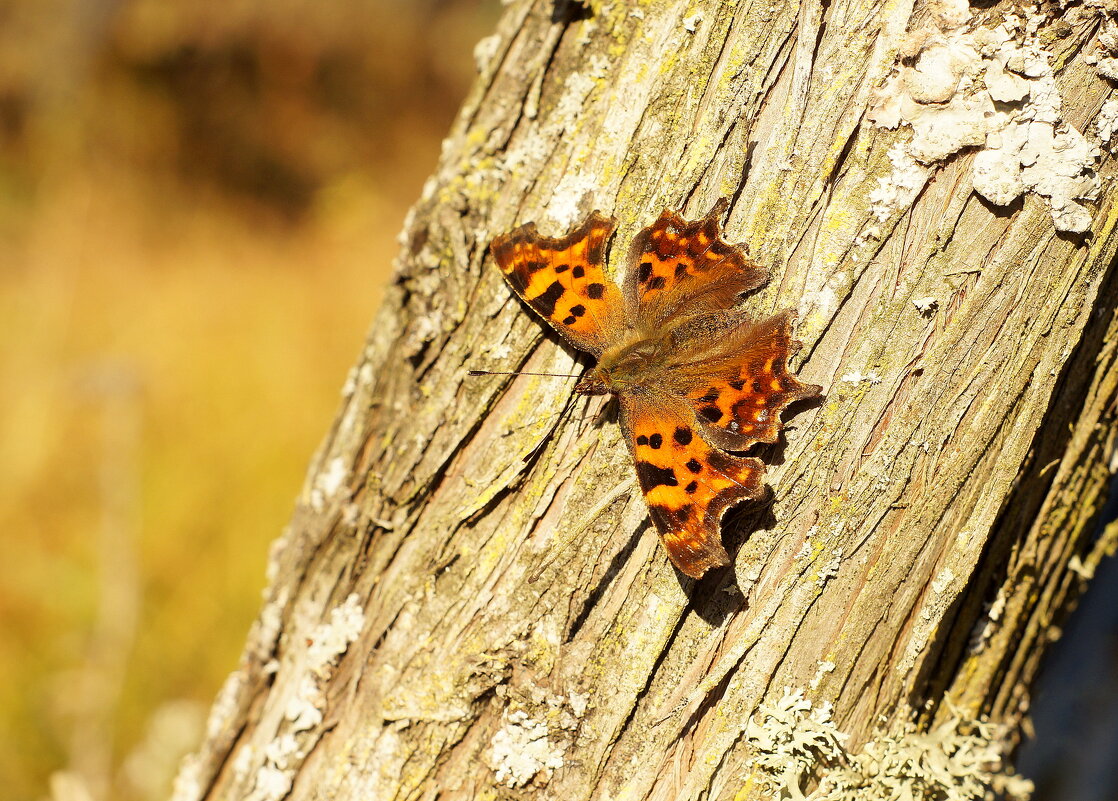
489,201,820,578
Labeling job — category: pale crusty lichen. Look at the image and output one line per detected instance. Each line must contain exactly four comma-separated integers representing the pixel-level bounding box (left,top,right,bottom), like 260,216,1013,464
488,709,565,788
744,689,1033,801
486,691,586,788
1098,98,1118,152
170,594,367,801
869,2,1103,233
310,455,348,512
1086,15,1118,82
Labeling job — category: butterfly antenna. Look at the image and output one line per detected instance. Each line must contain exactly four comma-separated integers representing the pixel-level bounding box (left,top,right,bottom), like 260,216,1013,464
468,369,582,379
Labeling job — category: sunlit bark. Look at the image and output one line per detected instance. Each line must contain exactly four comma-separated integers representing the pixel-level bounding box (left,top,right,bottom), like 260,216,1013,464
175,2,1118,799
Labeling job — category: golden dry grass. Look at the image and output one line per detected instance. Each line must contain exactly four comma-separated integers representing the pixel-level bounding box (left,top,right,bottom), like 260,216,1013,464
0,168,393,799
0,1,496,797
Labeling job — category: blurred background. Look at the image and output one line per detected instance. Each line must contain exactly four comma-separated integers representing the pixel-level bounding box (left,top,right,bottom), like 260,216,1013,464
0,1,498,799
0,1,1115,800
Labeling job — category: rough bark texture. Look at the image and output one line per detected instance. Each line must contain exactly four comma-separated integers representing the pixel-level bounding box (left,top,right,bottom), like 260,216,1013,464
174,1,1118,799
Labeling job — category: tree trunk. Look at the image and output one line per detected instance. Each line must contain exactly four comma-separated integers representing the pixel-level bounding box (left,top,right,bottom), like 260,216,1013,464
173,1,1118,799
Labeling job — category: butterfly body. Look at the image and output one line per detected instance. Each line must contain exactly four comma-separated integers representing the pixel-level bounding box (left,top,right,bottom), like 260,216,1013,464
575,329,671,396
491,203,820,578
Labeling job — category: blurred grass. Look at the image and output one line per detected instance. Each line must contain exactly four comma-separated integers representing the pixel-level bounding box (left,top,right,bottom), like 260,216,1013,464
0,1,498,798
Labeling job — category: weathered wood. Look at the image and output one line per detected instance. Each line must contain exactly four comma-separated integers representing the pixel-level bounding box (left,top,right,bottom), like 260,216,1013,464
173,1,1118,799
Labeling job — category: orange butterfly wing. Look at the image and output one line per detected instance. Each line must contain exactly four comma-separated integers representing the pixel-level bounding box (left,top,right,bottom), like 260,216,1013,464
490,213,626,355
619,393,765,578
623,202,767,326
683,312,822,452
489,204,820,580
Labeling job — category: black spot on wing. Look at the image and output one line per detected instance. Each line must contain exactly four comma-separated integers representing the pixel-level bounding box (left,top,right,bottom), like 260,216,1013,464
636,461,678,489
685,458,702,474
573,265,585,278
648,433,663,449
532,280,566,318
554,263,570,273
586,283,605,299
699,405,724,423
673,426,692,446
638,261,653,283
647,275,667,291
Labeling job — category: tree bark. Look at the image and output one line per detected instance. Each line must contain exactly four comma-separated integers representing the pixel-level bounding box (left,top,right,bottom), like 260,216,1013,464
173,1,1118,799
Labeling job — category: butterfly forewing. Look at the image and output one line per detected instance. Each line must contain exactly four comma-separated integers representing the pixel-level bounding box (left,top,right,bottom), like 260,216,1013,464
623,204,767,326
491,213,626,355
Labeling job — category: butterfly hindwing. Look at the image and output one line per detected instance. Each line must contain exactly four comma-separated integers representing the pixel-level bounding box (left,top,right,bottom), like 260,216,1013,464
683,312,822,452
490,213,625,355
620,393,765,578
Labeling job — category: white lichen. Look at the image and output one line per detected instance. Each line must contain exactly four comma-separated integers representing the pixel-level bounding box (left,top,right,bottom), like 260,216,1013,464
869,144,930,223
745,691,1033,800
1067,554,1094,580
913,296,939,315
310,456,348,512
568,690,590,717
840,370,882,385
204,671,244,742
902,568,961,676
247,764,293,801
1098,98,1118,151
169,754,203,801
870,11,1101,233
285,675,326,732
545,170,602,228
810,660,837,691
970,585,1009,653
931,567,957,595
553,54,610,123
745,688,848,794
254,594,365,798
1095,17,1118,80
473,34,501,73
231,743,255,782
307,592,366,675
488,709,565,788
816,549,844,588
250,587,288,663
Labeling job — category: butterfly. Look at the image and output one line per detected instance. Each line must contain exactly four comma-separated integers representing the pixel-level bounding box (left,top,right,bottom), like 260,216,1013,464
489,201,821,578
